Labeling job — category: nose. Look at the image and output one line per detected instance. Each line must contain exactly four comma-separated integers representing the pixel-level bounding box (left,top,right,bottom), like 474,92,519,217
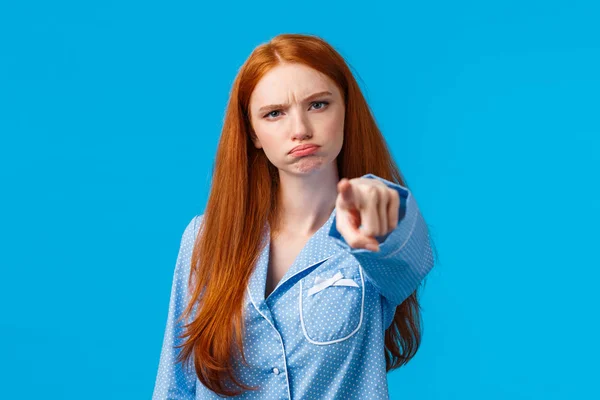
291,110,312,141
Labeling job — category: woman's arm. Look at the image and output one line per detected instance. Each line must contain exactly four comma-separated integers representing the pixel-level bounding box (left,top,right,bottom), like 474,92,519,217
152,215,200,400
329,174,434,306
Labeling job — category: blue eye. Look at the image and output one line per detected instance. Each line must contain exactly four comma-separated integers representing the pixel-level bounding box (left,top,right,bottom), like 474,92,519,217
311,101,329,110
263,101,330,119
266,110,281,118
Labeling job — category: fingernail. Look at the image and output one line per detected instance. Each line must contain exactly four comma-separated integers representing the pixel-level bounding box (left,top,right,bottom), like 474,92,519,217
366,243,380,252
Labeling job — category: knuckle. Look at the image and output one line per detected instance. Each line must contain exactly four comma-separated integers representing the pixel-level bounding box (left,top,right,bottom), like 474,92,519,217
366,185,378,195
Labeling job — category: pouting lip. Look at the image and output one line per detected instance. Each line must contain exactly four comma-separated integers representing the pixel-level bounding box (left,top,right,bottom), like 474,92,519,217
288,144,320,154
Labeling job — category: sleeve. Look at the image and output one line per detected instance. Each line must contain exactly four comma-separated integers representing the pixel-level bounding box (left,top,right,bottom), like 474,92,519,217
328,174,434,306
152,215,201,400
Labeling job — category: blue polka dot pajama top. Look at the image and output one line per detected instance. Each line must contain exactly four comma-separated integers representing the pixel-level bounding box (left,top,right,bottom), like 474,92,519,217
152,173,435,399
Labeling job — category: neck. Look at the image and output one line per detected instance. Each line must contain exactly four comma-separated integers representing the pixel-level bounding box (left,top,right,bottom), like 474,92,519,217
273,165,339,237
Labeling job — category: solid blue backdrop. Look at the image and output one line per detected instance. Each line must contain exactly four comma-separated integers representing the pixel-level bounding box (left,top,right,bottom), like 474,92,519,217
0,1,598,399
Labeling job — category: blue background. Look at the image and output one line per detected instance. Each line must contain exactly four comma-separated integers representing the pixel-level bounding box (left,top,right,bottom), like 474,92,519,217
1,1,598,399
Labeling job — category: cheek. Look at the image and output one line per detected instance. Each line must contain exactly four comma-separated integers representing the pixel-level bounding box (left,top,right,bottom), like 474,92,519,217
255,128,284,159
253,123,279,147
323,110,345,143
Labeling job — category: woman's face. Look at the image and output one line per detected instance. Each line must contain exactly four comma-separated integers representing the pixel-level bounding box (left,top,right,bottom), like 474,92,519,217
248,62,345,175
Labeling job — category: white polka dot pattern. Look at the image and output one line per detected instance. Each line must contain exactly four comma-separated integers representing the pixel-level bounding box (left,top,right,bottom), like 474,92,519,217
152,216,199,399
299,264,364,344
152,173,435,399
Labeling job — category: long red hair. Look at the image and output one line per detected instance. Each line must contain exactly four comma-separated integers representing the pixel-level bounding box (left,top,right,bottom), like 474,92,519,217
175,33,437,397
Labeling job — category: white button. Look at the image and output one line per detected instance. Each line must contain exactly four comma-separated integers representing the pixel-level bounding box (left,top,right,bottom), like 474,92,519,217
272,367,280,375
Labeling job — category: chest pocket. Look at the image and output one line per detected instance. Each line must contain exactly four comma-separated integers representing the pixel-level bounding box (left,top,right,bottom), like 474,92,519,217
299,264,365,345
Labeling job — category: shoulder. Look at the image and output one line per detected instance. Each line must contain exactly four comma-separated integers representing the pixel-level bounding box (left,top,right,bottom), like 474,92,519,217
179,213,204,249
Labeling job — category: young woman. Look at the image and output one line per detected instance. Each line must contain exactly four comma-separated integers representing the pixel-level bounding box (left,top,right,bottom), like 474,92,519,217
152,33,436,399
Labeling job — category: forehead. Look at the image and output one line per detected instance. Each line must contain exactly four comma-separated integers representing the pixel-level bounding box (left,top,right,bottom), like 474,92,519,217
249,63,337,109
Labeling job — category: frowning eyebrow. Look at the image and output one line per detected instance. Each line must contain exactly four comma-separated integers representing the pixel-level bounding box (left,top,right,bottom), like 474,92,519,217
257,91,333,114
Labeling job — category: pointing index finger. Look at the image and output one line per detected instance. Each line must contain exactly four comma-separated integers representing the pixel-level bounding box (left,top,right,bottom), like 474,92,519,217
337,179,355,209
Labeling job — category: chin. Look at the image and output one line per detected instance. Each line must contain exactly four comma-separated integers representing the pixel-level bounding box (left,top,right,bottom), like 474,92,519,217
296,157,335,175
